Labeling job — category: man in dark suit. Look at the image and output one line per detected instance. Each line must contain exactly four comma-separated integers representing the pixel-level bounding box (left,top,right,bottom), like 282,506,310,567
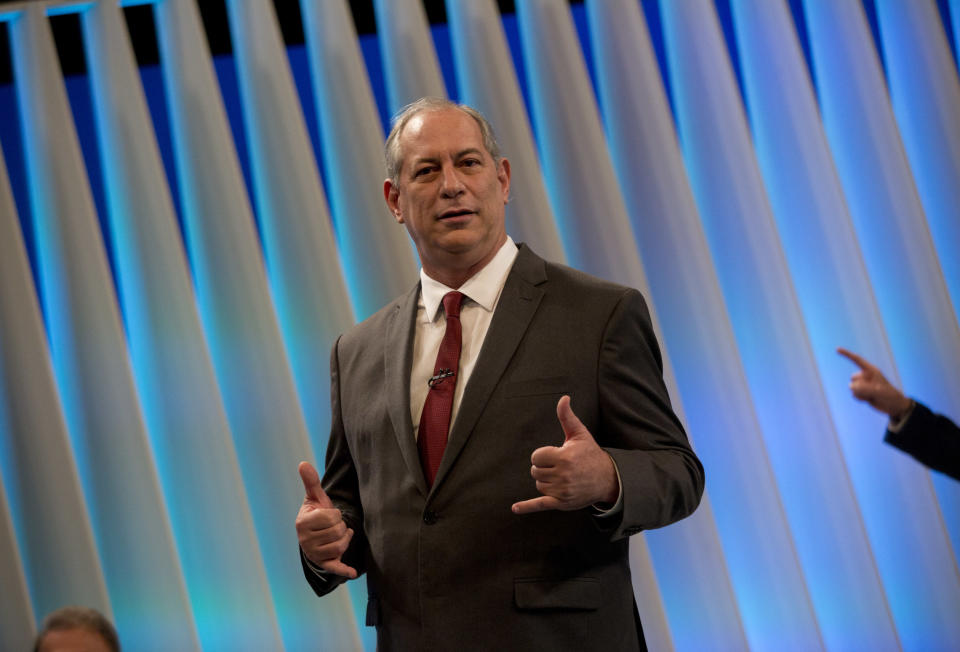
295,97,704,650
838,347,960,481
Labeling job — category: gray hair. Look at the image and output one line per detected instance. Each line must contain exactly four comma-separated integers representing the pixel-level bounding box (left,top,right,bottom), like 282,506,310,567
384,97,502,182
34,606,120,652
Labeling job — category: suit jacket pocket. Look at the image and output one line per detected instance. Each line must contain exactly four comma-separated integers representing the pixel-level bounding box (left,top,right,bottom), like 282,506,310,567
504,376,570,398
514,577,600,611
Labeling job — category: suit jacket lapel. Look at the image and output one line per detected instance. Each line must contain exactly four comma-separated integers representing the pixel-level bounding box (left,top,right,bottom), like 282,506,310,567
385,283,429,497
432,245,547,491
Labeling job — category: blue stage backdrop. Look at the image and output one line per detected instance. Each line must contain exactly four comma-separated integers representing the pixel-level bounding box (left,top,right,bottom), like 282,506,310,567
1,1,958,650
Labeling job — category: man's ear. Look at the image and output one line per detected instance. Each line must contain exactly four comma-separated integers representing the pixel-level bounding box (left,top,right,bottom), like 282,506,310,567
384,178,403,224
498,158,511,203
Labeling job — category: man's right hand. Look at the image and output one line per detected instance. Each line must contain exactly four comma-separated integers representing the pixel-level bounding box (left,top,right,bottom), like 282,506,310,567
295,461,358,579
837,347,913,419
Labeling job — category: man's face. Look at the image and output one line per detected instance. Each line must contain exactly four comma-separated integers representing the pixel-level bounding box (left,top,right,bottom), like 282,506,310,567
384,108,511,284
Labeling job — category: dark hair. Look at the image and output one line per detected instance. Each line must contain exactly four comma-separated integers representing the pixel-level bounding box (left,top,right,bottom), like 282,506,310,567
384,97,502,182
34,606,120,652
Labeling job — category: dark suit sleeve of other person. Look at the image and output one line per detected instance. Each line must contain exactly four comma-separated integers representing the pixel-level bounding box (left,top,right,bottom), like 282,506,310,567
885,401,960,481
300,337,367,597
592,283,704,538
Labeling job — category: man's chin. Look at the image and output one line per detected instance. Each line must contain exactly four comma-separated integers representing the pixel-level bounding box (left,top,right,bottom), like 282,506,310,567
435,231,484,254
422,227,504,267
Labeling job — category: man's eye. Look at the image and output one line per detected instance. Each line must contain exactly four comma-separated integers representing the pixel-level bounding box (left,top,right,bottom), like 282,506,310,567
414,167,434,178
461,158,481,168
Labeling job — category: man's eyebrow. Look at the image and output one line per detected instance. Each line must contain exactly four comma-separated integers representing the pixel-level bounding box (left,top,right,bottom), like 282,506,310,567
408,148,485,173
410,154,440,168
412,148,483,163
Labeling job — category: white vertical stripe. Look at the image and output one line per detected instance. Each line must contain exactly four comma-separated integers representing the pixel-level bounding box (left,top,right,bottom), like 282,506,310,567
374,0,447,112
627,532,674,652
0,139,43,651
152,0,328,649
586,1,753,648
9,6,199,649
516,0,644,289
803,0,960,578
659,0,840,647
225,0,354,474
299,0,418,320
0,472,35,651
730,0,944,646
876,0,960,321
445,0,566,263
0,131,109,622
81,1,284,648
225,0,364,647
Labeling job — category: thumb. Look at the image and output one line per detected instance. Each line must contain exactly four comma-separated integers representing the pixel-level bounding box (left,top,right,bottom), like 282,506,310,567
298,461,332,507
557,395,589,443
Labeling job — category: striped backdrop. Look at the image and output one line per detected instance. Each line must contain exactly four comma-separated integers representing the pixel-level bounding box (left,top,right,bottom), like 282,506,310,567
0,0,958,650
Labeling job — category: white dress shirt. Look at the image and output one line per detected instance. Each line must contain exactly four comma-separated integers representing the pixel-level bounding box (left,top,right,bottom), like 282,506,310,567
410,237,519,439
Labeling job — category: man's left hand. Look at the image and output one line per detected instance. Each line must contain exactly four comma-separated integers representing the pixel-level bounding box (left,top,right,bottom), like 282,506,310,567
512,395,620,514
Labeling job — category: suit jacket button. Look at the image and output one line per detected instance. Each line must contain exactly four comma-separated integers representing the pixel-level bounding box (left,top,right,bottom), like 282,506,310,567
423,510,438,525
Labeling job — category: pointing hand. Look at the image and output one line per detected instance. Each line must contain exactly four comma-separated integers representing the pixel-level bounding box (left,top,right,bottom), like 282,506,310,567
837,347,912,419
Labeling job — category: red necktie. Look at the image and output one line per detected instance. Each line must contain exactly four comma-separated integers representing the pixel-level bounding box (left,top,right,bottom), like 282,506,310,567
418,291,464,487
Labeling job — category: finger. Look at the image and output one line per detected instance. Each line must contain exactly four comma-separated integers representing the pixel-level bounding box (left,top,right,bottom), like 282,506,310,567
297,504,347,539
300,515,348,541
298,461,332,507
308,527,354,557
530,445,561,468
837,348,876,374
530,464,557,482
556,395,588,443
321,560,359,579
535,480,558,496
511,496,563,514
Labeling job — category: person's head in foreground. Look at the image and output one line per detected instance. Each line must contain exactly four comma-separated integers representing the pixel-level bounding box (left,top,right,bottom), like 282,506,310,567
34,606,119,652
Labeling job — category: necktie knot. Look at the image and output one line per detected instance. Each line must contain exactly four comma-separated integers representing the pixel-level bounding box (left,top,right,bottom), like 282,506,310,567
442,291,464,320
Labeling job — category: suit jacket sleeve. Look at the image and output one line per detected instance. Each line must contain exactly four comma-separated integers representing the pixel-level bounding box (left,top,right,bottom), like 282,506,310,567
595,288,704,540
885,401,960,482
301,335,369,597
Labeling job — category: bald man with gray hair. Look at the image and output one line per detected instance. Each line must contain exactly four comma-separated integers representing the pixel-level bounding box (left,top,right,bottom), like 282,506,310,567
295,97,703,651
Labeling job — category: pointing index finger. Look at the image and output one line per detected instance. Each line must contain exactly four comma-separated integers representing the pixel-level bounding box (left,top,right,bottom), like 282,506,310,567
837,347,873,373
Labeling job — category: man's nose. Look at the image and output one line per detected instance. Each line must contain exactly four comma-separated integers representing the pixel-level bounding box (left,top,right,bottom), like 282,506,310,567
439,164,465,197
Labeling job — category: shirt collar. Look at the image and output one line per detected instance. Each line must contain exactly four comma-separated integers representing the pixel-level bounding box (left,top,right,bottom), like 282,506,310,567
419,237,519,322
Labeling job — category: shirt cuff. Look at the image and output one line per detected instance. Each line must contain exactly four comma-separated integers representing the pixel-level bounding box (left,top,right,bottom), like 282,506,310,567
888,400,916,433
592,456,624,518
302,549,332,581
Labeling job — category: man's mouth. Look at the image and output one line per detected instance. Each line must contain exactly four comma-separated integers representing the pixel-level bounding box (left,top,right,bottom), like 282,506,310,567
438,209,476,220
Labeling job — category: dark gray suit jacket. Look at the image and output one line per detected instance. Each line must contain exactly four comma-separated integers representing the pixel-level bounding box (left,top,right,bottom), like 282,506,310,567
885,401,960,481
304,245,704,651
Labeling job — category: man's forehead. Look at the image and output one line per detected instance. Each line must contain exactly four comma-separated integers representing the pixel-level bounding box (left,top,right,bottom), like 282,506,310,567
402,108,483,146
